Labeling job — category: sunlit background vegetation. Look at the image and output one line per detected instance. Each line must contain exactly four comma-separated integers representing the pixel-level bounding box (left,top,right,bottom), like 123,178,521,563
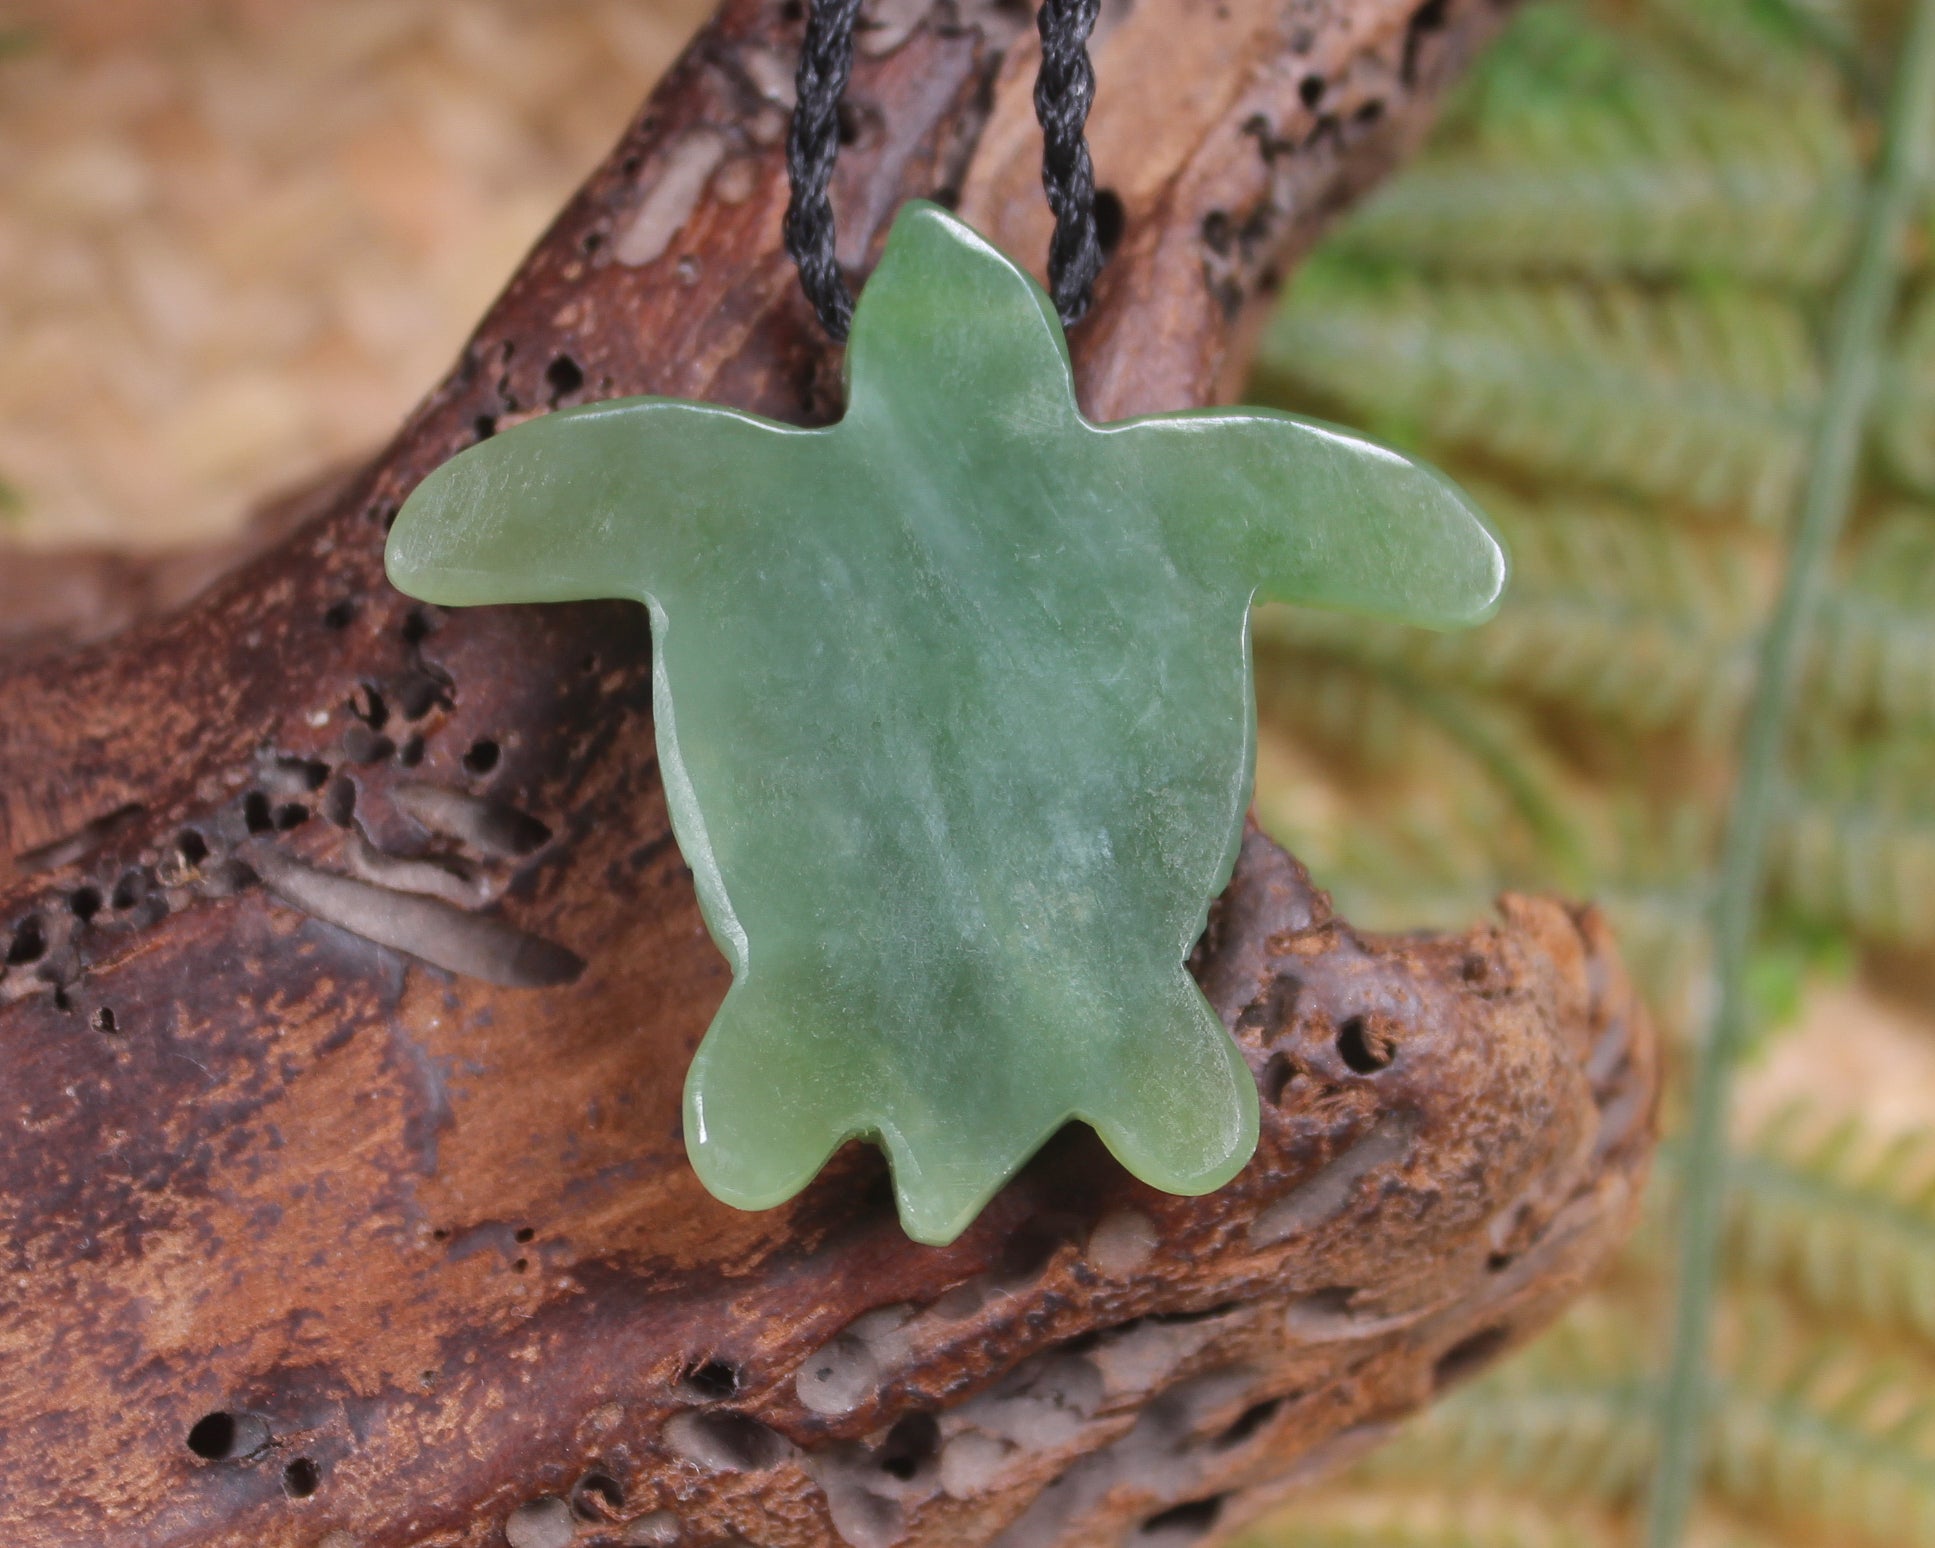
4,2,1933,1544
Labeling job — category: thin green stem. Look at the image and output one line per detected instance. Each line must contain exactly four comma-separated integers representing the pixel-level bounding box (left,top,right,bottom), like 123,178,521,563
1643,9,1935,1546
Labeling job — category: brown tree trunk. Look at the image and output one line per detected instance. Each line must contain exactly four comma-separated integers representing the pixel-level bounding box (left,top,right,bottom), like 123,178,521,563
0,2,1655,1546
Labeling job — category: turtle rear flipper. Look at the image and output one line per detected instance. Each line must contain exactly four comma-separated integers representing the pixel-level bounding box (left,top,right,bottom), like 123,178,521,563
685,966,1257,1245
1081,971,1259,1201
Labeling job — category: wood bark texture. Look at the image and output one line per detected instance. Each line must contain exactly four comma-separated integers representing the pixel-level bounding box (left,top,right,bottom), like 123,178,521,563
0,1,1657,1546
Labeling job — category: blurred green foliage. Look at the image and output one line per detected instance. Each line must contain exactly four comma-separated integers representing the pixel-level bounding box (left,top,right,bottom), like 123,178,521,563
1241,0,1935,1540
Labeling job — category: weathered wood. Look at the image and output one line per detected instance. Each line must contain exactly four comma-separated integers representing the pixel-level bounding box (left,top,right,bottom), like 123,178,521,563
0,1,1654,1545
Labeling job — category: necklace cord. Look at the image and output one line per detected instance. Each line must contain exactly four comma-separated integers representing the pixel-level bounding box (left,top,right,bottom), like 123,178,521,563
1033,0,1104,327
783,0,1104,341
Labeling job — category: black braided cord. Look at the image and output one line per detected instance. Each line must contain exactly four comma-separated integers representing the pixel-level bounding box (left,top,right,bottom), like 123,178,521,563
1033,0,1104,326
783,0,865,340
783,0,1105,341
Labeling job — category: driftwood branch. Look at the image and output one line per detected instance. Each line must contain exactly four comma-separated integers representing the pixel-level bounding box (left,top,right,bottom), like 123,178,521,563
0,2,1655,1546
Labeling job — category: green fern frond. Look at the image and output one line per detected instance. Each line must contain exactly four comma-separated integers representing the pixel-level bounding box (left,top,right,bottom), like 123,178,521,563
1355,1306,1658,1506
1633,0,1861,95
1358,1303,1935,1546
1257,269,1819,524
1812,512,1935,730
1256,635,1587,855
1333,92,1859,285
1437,5,1680,136
1773,781,1935,942
1706,1340,1935,1545
1728,1104,1935,1345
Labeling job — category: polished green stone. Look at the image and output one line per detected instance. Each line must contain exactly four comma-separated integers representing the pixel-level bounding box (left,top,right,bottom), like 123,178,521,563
385,202,1506,1244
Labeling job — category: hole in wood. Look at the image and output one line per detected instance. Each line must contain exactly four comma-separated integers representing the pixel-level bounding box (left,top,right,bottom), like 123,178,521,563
91,1006,117,1034
546,355,585,402
1147,1300,1239,1326
185,1412,233,1459
1140,1495,1227,1541
7,917,46,966
464,739,501,776
341,726,394,764
1337,1015,1394,1073
1215,1396,1283,1448
663,1410,787,1472
877,1412,940,1480
321,599,356,630
350,685,388,731
275,757,330,792
571,1470,625,1521
185,1410,270,1461
323,777,356,827
680,1358,741,1401
282,1457,321,1498
1261,1050,1298,1106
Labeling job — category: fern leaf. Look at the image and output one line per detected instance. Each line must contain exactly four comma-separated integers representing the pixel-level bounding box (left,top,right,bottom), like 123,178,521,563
1633,0,1862,96
1773,783,1935,942
1355,1330,1657,1506
1811,512,1935,732
1361,1303,1935,1546
1333,93,1859,285
1257,269,1820,524
1707,1344,1935,1545
1729,1103,1935,1343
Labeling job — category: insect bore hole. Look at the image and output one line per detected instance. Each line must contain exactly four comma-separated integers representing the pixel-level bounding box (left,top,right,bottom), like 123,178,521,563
464,739,501,776
1337,1015,1395,1074
185,1410,270,1461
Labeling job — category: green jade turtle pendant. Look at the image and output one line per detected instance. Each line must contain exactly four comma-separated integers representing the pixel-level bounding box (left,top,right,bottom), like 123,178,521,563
385,202,1506,1244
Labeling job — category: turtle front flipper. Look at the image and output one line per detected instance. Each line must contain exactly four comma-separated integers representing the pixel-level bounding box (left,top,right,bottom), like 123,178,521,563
384,395,819,610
